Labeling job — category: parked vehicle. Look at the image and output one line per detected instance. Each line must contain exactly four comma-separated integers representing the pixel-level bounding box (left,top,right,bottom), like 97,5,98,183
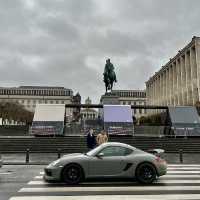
44,142,167,184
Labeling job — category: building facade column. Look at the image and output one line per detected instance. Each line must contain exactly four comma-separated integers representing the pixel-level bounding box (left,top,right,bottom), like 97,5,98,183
148,83,151,105
158,74,162,105
179,56,184,105
176,59,181,105
190,46,198,104
185,51,192,105
195,38,200,101
160,73,163,106
167,67,170,105
181,55,187,105
162,72,165,105
152,81,155,105
155,78,157,105
172,62,177,106
150,82,153,105
164,70,167,106
169,64,174,106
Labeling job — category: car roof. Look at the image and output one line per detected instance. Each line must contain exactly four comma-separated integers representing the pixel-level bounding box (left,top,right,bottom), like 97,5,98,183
100,142,136,150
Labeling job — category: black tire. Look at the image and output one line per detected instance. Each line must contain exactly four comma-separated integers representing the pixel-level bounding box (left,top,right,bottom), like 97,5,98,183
62,164,83,185
135,163,157,184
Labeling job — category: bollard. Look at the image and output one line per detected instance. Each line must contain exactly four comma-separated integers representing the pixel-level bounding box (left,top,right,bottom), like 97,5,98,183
26,148,30,163
179,149,183,163
57,148,61,159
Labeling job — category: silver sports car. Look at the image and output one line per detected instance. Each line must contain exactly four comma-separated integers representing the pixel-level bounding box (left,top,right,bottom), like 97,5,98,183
44,142,167,184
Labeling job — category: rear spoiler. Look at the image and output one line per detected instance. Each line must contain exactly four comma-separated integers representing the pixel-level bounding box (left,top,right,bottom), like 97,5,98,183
147,149,165,157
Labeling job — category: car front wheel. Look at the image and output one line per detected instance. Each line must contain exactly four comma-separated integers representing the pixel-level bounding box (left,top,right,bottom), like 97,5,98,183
136,163,156,184
62,164,83,185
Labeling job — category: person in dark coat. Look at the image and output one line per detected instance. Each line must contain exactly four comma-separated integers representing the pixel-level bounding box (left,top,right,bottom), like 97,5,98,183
87,128,96,150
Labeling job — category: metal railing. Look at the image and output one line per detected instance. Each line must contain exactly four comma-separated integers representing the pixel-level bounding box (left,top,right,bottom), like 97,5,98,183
1,148,186,165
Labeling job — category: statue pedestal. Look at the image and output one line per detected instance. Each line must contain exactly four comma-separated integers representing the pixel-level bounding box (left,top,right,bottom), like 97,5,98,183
100,93,120,105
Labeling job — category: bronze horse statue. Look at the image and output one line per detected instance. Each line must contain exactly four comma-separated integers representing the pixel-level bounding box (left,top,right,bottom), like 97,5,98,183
103,59,117,93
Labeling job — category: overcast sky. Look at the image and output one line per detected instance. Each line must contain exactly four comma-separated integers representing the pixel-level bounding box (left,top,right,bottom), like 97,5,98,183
1,0,200,103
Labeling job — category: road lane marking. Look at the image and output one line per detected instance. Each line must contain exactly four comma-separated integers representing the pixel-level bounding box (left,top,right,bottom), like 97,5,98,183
168,164,200,167
8,194,200,200
168,167,200,170
18,185,200,192
167,171,200,174
27,179,200,185
162,174,200,178
0,172,12,175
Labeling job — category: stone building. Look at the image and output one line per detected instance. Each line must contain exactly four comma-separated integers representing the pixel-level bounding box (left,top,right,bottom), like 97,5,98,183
100,90,147,119
81,97,98,119
0,86,73,112
146,36,200,106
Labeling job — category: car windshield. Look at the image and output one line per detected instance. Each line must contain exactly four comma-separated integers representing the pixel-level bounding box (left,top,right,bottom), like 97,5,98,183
86,145,103,156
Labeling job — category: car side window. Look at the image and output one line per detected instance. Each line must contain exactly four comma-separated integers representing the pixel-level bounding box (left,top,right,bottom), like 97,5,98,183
99,146,133,157
124,147,133,156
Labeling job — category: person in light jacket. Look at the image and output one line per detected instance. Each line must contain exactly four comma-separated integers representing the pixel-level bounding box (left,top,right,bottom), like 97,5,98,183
96,130,108,145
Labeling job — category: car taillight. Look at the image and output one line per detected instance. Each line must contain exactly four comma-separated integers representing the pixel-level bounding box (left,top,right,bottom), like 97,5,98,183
155,156,165,163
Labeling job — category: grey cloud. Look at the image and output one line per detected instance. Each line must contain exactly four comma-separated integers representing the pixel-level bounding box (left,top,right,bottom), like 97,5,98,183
0,0,200,103
87,29,149,56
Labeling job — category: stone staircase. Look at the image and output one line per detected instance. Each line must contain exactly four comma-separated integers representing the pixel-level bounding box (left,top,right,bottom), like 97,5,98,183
0,136,199,153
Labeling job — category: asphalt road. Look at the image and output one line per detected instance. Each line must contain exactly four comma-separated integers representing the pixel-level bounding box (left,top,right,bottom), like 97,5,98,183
4,164,200,200
0,165,45,200
3,164,200,200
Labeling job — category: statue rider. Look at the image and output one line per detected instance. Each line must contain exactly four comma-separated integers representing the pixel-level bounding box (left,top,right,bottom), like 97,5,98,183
103,59,117,83
103,59,117,92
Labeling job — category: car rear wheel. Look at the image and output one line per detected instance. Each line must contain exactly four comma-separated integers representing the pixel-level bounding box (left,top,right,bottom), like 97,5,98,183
62,164,83,185
136,163,156,184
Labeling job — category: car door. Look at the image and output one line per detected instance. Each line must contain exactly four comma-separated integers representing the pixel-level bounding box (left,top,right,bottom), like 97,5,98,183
88,146,127,177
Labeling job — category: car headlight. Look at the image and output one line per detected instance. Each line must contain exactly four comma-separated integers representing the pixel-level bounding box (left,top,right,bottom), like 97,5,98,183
50,159,61,167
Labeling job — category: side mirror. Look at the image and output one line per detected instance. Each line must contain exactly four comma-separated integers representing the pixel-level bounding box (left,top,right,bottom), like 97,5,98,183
96,152,104,158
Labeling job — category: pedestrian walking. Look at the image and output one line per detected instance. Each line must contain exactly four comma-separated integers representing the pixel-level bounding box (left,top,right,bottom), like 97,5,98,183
86,128,96,150
96,130,108,145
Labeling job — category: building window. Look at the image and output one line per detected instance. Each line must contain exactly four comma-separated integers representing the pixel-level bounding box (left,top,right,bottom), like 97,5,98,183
139,109,142,114
61,101,64,104
56,100,59,104
50,100,53,104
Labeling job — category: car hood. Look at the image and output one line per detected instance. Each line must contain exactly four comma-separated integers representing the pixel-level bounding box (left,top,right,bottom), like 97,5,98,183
61,153,87,160
63,153,83,158
47,153,87,167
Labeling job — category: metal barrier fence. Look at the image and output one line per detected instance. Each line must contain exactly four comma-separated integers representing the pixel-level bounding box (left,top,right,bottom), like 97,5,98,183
1,148,185,164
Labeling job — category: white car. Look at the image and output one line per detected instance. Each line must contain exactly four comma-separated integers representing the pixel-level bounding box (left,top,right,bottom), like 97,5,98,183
44,142,167,184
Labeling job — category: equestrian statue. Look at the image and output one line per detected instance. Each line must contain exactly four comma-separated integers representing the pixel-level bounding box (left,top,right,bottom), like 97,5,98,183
103,59,117,93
